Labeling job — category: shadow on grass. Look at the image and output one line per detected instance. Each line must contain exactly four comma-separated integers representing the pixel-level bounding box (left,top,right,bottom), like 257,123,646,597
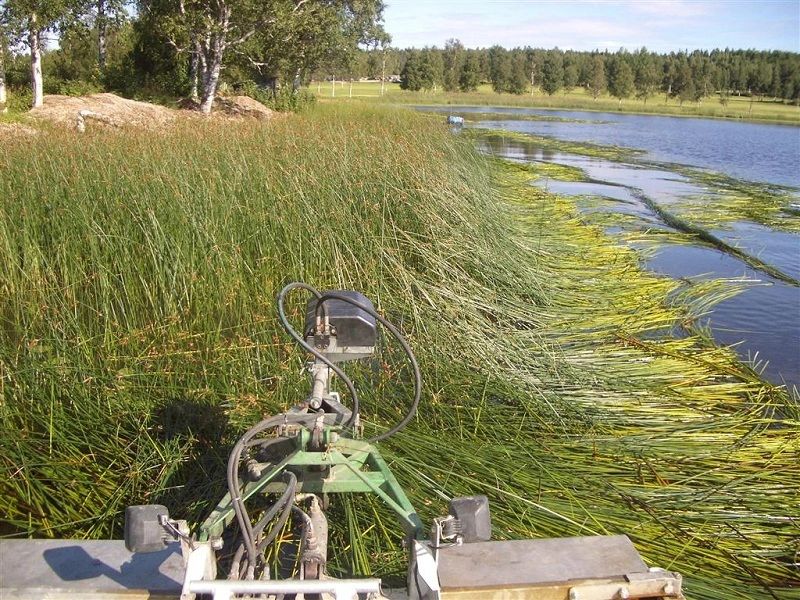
150,398,232,527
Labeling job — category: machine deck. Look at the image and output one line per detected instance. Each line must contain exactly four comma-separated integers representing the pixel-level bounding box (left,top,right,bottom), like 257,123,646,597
0,539,184,599
437,535,681,600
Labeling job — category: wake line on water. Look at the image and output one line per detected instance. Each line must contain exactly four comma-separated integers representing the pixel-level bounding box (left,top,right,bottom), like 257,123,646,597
630,188,800,287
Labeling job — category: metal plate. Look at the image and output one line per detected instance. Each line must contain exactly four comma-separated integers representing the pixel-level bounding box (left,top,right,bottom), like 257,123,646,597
437,535,648,590
0,539,184,599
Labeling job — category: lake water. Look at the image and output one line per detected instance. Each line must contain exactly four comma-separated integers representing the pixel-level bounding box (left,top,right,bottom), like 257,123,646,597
420,106,800,392
425,105,800,187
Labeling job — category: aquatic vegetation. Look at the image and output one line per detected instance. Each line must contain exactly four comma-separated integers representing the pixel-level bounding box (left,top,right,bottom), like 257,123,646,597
1,105,798,598
443,110,603,125
669,168,800,234
629,188,800,287
474,127,800,288
475,128,643,162
502,157,588,183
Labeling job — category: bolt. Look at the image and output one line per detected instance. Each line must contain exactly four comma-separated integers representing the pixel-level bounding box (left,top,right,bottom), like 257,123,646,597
618,587,630,599
569,591,579,600
663,582,675,595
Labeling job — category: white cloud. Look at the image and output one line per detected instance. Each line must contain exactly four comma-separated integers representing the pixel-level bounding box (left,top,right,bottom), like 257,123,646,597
625,0,716,18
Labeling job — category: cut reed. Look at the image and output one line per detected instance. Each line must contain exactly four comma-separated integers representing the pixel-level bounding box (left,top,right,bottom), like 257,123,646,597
0,105,797,598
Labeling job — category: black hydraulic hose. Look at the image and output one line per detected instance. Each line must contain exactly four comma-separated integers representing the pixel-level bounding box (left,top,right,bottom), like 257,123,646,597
314,291,422,443
253,471,297,546
277,282,361,428
255,475,296,553
226,413,319,578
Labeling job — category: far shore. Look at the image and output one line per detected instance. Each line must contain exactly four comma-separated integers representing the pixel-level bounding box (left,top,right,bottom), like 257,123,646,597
312,80,800,126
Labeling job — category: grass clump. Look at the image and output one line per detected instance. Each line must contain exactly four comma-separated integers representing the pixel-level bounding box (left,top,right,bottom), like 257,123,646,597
1,104,798,598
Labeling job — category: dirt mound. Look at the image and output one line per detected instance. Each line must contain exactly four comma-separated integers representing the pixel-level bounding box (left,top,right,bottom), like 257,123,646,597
214,95,274,119
30,93,177,130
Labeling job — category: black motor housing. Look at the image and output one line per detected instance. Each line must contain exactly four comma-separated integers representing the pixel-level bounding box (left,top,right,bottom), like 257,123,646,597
305,290,377,348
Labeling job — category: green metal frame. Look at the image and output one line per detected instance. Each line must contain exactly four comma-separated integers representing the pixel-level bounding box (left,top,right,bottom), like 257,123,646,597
198,427,423,542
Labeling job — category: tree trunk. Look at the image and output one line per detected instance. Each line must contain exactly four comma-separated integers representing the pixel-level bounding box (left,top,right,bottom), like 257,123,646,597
97,0,107,73
380,53,386,96
200,50,222,114
29,16,43,109
188,44,200,102
0,44,7,113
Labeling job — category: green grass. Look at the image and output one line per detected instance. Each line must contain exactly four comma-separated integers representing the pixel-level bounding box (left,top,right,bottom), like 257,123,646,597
312,80,800,124
1,105,798,598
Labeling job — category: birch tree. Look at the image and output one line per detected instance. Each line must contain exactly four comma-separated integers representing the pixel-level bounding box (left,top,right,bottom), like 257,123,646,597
94,0,125,72
144,0,385,114
0,27,7,112
2,0,76,107
244,1,385,96
147,0,268,113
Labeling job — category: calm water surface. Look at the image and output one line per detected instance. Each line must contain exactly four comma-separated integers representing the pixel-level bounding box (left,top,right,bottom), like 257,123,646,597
425,105,800,186
423,106,800,391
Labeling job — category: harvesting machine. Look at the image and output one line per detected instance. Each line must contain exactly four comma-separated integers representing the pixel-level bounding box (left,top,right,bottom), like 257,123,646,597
0,283,684,600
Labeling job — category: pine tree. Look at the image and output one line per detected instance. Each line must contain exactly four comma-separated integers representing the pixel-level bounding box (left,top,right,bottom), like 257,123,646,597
563,62,579,94
674,61,696,105
540,51,563,95
507,52,528,94
589,54,606,100
488,45,510,93
400,50,422,91
608,56,634,105
634,48,659,104
422,48,443,91
442,38,463,92
458,52,480,92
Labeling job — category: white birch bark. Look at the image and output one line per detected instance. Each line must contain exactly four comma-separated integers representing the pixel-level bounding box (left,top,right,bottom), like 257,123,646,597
183,0,259,114
200,50,222,113
189,43,200,102
0,44,7,113
29,15,43,109
197,3,229,114
97,0,107,72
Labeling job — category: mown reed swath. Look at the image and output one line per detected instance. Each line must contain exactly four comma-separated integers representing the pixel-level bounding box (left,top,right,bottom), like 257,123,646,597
0,105,797,599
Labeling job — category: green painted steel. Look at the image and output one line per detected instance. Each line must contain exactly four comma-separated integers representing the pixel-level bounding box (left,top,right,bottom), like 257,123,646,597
198,427,423,543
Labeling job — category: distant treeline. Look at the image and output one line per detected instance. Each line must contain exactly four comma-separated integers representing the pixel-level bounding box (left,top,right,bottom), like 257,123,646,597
318,42,800,105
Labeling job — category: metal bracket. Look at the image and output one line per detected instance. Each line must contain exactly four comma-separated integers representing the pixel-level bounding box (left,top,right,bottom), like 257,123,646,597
197,427,423,543
186,577,381,600
568,569,683,600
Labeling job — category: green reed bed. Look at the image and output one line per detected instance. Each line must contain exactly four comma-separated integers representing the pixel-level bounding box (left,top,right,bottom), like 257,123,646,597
1,105,797,598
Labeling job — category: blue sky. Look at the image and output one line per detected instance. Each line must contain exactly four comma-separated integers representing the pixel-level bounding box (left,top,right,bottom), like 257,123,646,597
382,0,800,52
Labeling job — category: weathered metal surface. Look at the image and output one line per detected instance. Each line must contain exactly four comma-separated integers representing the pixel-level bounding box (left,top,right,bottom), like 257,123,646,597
437,535,647,590
0,539,183,599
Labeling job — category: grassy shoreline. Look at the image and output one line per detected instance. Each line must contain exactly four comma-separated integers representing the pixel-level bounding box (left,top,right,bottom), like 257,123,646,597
312,81,800,125
1,105,798,597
